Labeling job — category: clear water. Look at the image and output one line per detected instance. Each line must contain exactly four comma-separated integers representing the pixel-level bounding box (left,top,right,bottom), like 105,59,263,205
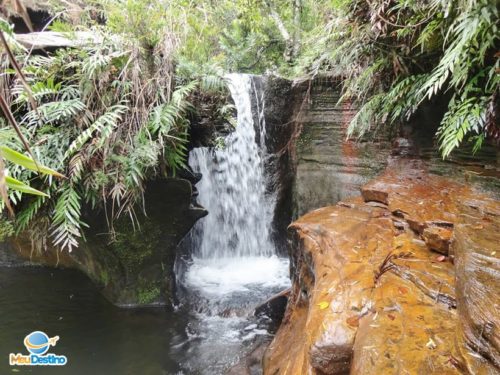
0,267,188,375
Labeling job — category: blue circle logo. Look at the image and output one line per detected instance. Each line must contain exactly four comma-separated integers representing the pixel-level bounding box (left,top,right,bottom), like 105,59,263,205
24,331,51,355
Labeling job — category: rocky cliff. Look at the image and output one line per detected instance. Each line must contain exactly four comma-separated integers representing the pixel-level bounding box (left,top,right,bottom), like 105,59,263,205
292,78,391,217
264,158,499,374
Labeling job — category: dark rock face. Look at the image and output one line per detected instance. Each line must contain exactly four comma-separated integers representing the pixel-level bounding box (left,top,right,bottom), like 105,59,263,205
291,78,391,217
2,178,207,307
248,75,298,255
254,288,290,328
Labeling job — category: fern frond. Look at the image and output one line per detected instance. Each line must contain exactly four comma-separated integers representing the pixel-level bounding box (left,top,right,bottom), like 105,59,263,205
437,94,489,158
64,104,128,159
348,93,385,138
200,74,227,93
23,99,88,127
15,194,49,235
50,184,87,252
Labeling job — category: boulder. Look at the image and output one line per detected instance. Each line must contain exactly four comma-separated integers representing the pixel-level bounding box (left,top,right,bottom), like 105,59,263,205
255,288,291,328
422,226,453,255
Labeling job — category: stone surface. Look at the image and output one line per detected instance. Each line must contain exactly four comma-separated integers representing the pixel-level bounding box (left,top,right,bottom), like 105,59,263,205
422,226,452,255
253,75,298,255
264,159,500,374
227,337,273,375
453,203,500,372
292,78,391,216
2,178,207,307
254,288,290,327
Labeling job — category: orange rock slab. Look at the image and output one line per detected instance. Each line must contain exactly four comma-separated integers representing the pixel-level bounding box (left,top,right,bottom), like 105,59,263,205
264,159,500,375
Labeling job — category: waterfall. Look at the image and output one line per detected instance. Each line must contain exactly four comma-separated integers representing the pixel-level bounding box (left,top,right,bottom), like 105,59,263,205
189,74,274,259
175,74,290,374
183,74,289,301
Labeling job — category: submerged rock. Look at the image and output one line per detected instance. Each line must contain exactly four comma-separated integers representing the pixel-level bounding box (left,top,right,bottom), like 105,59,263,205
254,288,290,328
264,159,500,374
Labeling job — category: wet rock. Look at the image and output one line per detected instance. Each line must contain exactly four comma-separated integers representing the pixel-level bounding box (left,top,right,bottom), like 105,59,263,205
255,288,290,328
453,204,500,372
361,158,467,234
360,181,392,205
292,78,391,216
255,75,298,255
264,159,500,374
391,136,416,156
227,336,273,375
352,270,459,374
422,226,453,255
264,204,394,374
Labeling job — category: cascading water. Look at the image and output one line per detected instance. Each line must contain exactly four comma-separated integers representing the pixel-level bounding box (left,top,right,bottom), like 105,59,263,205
184,74,289,301
188,77,274,260
175,74,290,374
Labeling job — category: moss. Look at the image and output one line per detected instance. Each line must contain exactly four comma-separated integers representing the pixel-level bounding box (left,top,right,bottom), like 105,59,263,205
109,218,163,274
137,283,161,304
99,269,110,285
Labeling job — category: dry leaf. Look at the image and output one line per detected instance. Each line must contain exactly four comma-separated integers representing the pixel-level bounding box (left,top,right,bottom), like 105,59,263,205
346,316,359,327
398,286,408,294
426,338,437,349
317,301,329,310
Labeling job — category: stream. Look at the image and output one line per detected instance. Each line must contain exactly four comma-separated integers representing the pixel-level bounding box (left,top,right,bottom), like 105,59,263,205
0,74,290,374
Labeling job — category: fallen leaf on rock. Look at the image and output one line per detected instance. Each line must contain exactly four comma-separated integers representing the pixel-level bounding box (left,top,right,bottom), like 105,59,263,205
387,313,396,321
346,316,359,327
398,286,408,294
435,255,446,262
317,301,329,310
426,338,437,349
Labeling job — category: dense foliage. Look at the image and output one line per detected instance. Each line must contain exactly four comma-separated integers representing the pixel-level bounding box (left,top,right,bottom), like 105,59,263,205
0,0,229,251
298,0,499,158
0,0,498,251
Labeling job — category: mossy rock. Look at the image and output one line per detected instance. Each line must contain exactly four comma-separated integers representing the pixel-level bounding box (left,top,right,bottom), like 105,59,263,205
2,178,207,308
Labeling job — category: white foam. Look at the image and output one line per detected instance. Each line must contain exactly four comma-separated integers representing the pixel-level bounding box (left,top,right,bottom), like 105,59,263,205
185,256,290,296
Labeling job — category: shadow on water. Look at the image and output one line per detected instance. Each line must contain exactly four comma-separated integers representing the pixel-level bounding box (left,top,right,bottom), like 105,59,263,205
0,266,191,375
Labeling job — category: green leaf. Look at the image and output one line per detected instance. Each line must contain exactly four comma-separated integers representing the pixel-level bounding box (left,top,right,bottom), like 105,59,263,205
5,176,49,197
0,146,65,178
